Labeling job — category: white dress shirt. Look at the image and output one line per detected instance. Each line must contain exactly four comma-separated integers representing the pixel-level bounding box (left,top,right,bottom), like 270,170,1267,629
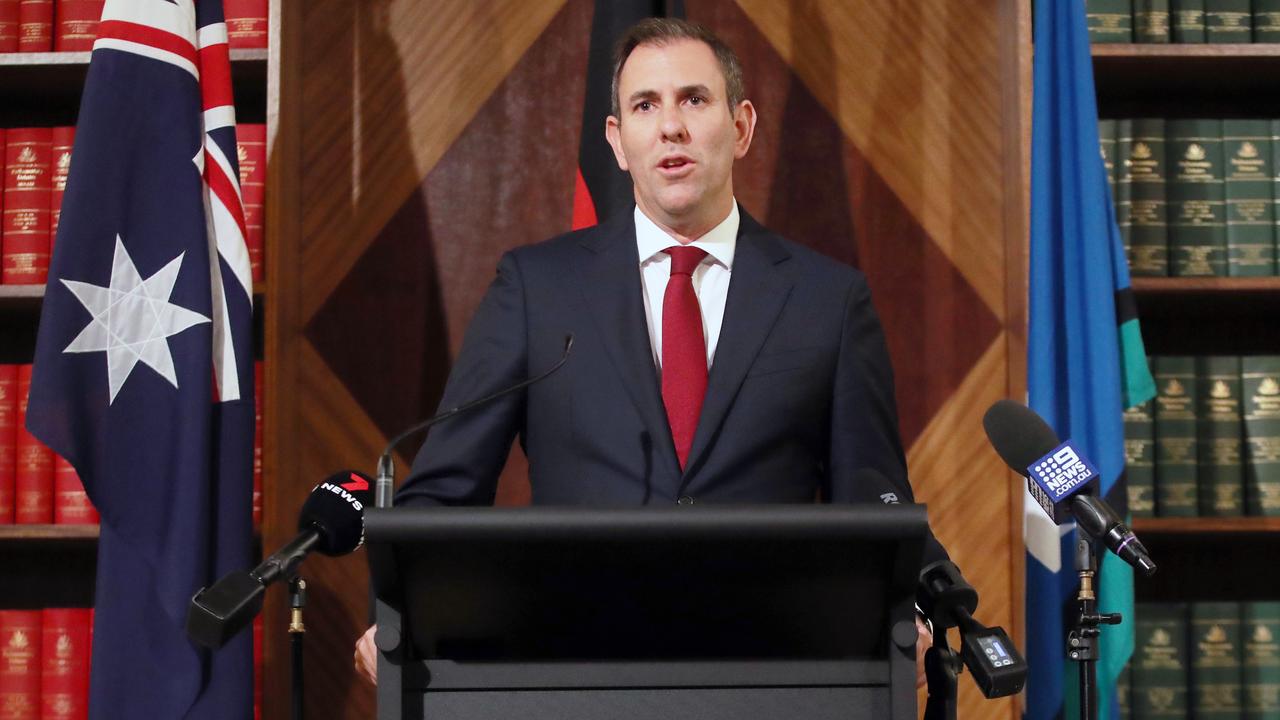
635,202,739,370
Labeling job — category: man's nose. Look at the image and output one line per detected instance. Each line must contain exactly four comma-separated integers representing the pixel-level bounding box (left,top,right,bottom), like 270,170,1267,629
658,106,689,143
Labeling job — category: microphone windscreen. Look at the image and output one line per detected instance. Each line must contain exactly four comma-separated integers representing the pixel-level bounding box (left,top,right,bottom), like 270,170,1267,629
298,470,374,556
982,400,1061,475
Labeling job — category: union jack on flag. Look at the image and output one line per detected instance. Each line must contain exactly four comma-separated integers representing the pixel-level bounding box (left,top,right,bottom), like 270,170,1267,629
26,0,256,716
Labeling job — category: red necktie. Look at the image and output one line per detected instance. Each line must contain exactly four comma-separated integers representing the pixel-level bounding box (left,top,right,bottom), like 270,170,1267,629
661,246,709,470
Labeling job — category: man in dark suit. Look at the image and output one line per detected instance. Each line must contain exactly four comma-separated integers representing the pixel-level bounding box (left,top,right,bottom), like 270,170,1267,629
356,17,945,685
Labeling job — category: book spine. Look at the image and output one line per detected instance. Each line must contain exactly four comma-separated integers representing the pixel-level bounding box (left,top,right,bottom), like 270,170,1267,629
1136,0,1174,41
1102,119,1119,203
1169,119,1228,276
15,363,52,524
237,123,266,283
253,360,262,529
0,610,42,720
1197,356,1245,516
1089,0,1136,42
54,455,96,525
1272,120,1280,275
3,127,53,285
1156,356,1200,516
54,0,102,52
1192,601,1245,720
41,608,90,720
224,0,266,49
0,364,15,524
1256,0,1280,41
1127,398,1158,517
1130,118,1170,276
0,0,18,52
17,0,51,51
1120,661,1134,719
1134,602,1191,718
1243,356,1280,516
1224,120,1276,276
49,126,72,256
1243,601,1280,720
1173,0,1209,41
1206,0,1254,42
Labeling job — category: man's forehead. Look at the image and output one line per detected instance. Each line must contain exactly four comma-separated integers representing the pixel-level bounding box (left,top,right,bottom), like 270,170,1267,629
619,39,726,95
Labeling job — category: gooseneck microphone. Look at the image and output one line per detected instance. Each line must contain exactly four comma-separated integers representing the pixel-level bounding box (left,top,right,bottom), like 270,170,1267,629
982,399,1156,576
186,470,375,649
374,334,575,508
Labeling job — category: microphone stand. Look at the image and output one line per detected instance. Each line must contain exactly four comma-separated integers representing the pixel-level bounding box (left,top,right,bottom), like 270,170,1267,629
373,335,574,508
1067,534,1121,720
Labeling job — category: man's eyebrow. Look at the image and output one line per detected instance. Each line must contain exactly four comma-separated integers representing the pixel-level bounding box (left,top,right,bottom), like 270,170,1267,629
627,89,660,106
677,84,714,98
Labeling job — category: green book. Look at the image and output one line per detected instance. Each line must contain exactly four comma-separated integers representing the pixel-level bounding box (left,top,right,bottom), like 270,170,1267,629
1272,120,1280,275
1090,0,1136,42
1135,603,1190,719
1156,356,1200,517
1224,121,1277,276
1119,118,1137,266
1173,0,1208,41
1137,0,1174,40
1243,602,1280,720
1127,398,1158,517
1168,119,1228,276
1131,118,1171,276
1197,356,1244,516
1192,602,1244,720
1243,357,1280,516
1207,0,1255,42
1103,119,1120,202
1256,0,1280,42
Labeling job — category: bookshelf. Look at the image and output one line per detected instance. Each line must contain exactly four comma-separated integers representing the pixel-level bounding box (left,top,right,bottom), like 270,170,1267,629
1092,46,1280,607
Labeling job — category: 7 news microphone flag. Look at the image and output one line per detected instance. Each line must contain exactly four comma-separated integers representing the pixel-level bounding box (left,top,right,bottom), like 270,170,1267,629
1028,1,1157,719
572,0,683,229
25,1,256,717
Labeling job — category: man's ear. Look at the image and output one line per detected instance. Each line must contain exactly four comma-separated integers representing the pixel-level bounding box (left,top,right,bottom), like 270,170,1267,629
732,100,757,160
605,115,630,172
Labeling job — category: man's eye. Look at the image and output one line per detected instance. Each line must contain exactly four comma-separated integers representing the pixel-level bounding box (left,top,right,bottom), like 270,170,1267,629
636,101,653,112
688,96,706,106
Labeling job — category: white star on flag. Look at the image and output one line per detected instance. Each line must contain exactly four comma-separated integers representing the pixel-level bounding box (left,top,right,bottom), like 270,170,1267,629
62,235,211,403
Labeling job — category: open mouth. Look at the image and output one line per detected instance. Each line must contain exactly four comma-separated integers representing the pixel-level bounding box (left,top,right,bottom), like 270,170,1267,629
658,156,694,175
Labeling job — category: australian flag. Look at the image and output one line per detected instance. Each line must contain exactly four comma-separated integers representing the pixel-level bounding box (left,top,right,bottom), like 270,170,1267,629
25,1,256,717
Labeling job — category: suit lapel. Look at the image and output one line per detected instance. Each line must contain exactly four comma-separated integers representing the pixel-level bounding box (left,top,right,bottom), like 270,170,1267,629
574,212,682,478
682,213,793,480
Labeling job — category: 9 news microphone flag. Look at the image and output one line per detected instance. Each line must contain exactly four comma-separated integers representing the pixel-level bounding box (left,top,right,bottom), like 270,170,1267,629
25,1,256,717
1028,1,1157,719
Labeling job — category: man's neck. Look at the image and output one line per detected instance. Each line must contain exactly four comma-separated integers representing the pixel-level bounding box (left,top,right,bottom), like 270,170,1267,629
635,198,735,245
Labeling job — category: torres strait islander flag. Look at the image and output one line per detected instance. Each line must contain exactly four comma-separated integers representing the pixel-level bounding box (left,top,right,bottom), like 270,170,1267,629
572,0,682,229
25,0,256,717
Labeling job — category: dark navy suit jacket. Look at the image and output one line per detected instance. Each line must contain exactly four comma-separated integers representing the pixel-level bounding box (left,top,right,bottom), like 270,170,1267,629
396,207,947,564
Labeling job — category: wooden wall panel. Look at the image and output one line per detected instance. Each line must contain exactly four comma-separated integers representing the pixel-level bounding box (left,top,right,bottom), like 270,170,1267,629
267,1,1029,718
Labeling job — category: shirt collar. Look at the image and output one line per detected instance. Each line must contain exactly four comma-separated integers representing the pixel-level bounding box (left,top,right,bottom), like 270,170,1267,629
635,201,739,270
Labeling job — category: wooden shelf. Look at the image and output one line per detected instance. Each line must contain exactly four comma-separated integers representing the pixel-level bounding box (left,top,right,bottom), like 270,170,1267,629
1131,277,1280,355
1132,516,1280,533
1093,44,1280,117
0,524,99,541
0,49,268,125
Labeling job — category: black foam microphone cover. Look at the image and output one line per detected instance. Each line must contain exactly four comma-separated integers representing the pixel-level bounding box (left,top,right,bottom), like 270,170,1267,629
298,470,374,556
982,399,1062,475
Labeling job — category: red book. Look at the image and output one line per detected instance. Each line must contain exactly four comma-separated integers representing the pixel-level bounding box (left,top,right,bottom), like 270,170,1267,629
223,0,266,49
3,128,52,285
0,610,41,720
15,364,52,524
0,364,15,524
49,126,72,254
53,455,95,525
17,0,50,51
40,609,90,720
0,1,18,52
252,360,262,528
237,123,265,282
253,615,262,720
53,0,100,51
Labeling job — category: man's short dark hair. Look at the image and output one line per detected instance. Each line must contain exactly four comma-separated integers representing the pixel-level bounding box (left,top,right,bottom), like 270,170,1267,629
610,18,746,119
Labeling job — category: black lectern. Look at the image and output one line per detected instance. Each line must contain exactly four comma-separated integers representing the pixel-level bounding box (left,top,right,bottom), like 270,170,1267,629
366,505,926,720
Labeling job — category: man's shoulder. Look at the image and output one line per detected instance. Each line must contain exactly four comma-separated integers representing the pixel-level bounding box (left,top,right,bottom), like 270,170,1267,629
745,218,868,290
507,212,632,264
